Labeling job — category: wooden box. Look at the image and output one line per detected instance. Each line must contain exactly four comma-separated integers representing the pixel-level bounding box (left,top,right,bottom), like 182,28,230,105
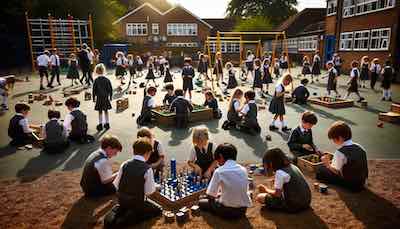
150,189,205,211
84,92,92,101
151,104,213,126
379,112,400,124
309,97,354,109
33,94,47,101
31,127,44,148
298,153,333,173
116,98,129,113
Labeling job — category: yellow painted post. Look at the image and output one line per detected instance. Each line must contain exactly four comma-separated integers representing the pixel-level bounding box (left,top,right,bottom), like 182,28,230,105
25,12,35,71
207,37,211,68
216,31,221,61
283,31,291,73
88,14,95,50
271,34,278,71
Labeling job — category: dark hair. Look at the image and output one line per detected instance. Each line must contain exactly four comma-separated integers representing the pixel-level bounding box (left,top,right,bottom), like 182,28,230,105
385,60,391,66
137,127,152,138
174,89,184,97
147,86,157,94
101,135,122,151
184,57,192,64
48,110,61,119
300,78,309,85
328,121,352,141
133,138,153,155
214,143,237,161
262,148,290,171
165,83,174,91
244,90,256,100
15,103,30,113
351,60,359,68
254,59,261,67
205,91,215,99
302,111,318,125
65,97,80,108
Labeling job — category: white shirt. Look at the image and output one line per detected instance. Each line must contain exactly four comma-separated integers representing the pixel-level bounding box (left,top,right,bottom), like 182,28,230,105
116,57,127,66
274,169,291,190
63,108,78,133
275,83,284,93
94,149,114,183
370,63,381,73
189,142,216,162
87,51,94,64
331,139,353,171
113,155,156,195
350,68,359,78
240,100,255,115
313,55,320,63
50,54,60,66
233,99,240,111
147,96,156,108
329,67,338,76
16,113,32,133
37,54,50,67
206,160,252,208
246,54,255,62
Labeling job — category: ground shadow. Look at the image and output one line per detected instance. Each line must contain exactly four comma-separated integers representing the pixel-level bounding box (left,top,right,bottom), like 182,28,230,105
229,129,267,158
0,145,17,159
201,211,253,229
11,87,60,99
204,119,220,134
305,105,357,125
165,127,192,147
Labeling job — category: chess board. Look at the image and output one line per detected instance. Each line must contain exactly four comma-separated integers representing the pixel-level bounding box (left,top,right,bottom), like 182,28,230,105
151,104,213,126
309,96,354,109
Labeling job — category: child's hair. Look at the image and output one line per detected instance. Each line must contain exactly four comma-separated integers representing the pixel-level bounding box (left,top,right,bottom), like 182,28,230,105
372,58,379,63
147,86,157,94
115,51,124,58
262,58,270,65
70,53,76,58
214,143,237,161
351,60,359,68
95,63,106,75
184,57,192,64
133,137,153,155
192,127,209,145
137,127,153,139
254,58,261,67
165,83,174,91
244,90,256,100
281,73,293,85
303,55,309,61
228,89,243,112
247,50,252,56
361,55,369,62
301,111,318,125
174,89,184,97
199,53,204,59
326,61,333,67
262,148,290,171
205,90,215,100
127,54,133,59
101,135,123,151
385,60,391,66
48,109,61,119
328,121,352,141
300,78,309,85
65,97,80,108
15,103,30,113
225,62,233,69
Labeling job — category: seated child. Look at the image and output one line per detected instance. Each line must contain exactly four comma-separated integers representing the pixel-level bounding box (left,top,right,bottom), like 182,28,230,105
8,103,34,146
223,88,243,130
287,111,319,163
137,86,157,126
292,78,310,105
162,83,176,106
256,148,311,213
199,143,252,218
169,89,193,128
105,138,162,227
64,97,93,143
238,90,261,135
204,90,222,119
188,127,217,178
80,135,121,197
42,110,69,153
137,127,165,179
316,121,368,192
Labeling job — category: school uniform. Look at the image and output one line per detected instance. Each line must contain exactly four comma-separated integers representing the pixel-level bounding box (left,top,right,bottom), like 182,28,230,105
63,108,89,143
147,140,165,177
316,140,368,192
253,67,263,89
49,54,61,86
333,56,342,76
182,65,195,91
279,57,289,70
137,58,144,72
0,77,8,109
170,96,193,128
198,60,208,74
137,95,155,125
37,54,50,80
8,113,33,146
327,67,338,92
163,67,173,83
204,98,222,119
115,57,127,77
311,55,321,75
369,63,381,89
381,66,393,90
348,68,359,93
159,59,166,76
93,76,113,111
213,59,223,75
227,99,241,125
240,100,261,135
302,60,311,75
43,118,69,153
128,59,137,77
263,64,273,84
66,59,80,80
245,55,255,71
105,155,162,227
269,84,286,115
264,164,311,212
292,84,310,105
273,63,280,78
199,160,252,218
189,142,215,175
360,62,369,81
227,69,238,89
146,63,156,80
287,126,316,163
163,93,176,105
80,149,116,197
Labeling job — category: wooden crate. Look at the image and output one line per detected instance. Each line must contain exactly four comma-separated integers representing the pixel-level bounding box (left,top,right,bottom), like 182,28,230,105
391,103,400,113
379,112,400,124
116,98,129,113
151,104,214,126
31,128,44,148
150,189,205,211
33,94,47,101
309,97,354,109
298,153,333,173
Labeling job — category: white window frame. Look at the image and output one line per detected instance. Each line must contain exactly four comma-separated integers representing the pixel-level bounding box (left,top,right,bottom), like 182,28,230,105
151,23,159,35
298,36,318,51
126,23,147,36
167,23,198,36
166,42,199,48
353,30,370,51
343,0,356,17
327,0,338,16
339,32,354,51
344,0,395,18
370,28,391,51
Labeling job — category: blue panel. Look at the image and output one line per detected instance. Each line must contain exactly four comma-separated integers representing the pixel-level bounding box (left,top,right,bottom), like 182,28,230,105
324,35,336,63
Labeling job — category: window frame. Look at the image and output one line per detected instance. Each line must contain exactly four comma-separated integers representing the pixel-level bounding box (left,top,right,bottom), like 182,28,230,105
126,23,148,36
339,32,354,51
370,27,391,51
151,23,159,35
343,0,395,18
167,23,198,36
298,35,318,51
327,0,338,16
353,30,370,51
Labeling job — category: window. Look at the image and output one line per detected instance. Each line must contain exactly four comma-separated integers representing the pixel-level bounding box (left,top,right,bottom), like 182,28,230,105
339,32,354,50
298,36,318,51
167,23,197,36
287,38,298,49
209,42,240,53
370,28,391,50
327,0,338,16
353,30,370,50
344,0,395,17
166,42,199,48
152,23,159,35
343,0,356,17
126,23,147,36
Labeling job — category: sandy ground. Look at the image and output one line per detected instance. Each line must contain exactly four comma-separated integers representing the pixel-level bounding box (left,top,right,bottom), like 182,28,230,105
0,160,399,229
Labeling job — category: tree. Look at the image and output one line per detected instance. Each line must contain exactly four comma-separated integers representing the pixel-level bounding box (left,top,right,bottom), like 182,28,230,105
234,16,273,32
226,0,298,26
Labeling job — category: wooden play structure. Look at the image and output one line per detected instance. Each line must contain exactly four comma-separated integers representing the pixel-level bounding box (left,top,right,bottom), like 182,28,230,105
379,103,400,124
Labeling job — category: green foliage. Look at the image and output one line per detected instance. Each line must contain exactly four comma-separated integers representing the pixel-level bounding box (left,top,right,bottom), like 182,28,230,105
234,16,273,32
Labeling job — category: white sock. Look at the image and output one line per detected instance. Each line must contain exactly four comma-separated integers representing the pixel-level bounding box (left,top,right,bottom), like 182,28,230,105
275,120,281,128
98,112,103,124
271,119,276,126
283,120,289,128
104,111,109,124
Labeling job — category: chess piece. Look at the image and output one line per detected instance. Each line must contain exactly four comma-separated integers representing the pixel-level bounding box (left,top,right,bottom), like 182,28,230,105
319,184,328,194
164,211,175,223
313,182,320,190
191,205,201,216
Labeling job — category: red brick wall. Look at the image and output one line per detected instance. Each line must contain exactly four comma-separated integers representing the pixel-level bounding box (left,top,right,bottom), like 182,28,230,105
325,15,336,35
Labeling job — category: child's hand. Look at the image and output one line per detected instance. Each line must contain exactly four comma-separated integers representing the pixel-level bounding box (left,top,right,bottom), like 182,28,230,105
204,169,212,179
194,165,202,176
302,144,313,151
321,155,331,166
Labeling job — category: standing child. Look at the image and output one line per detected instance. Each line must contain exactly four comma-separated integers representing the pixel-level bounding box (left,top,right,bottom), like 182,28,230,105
137,127,165,179
48,48,61,88
245,50,255,81
345,61,365,102
223,88,243,129
8,103,34,146
169,89,193,128
273,58,280,79
302,56,311,78
238,90,261,135
213,52,224,87
137,86,157,126
256,148,311,213
204,91,222,119
252,59,263,96
269,74,293,132
0,77,9,110
381,60,394,101
316,121,368,192
64,97,92,143
93,64,113,131
226,62,238,90
182,57,195,100
262,58,273,96
188,127,217,178
279,53,289,75
369,58,381,90
163,63,173,84
127,54,137,85
360,56,370,88
36,50,50,90
311,51,321,83
145,57,158,87
198,54,209,82
66,53,80,86
332,53,342,76
42,110,69,153
163,83,176,106
136,55,144,77
326,61,340,97
115,51,127,85
159,56,166,77
292,78,310,105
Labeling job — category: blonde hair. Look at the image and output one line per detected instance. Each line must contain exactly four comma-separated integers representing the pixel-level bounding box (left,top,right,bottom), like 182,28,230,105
228,89,243,113
225,62,233,69
278,73,293,86
192,127,209,145
127,54,133,59
95,63,106,75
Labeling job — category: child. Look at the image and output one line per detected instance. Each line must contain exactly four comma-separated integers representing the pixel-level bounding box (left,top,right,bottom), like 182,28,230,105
198,54,208,81
273,58,280,79
262,58,273,95
302,55,311,78
256,148,311,213
238,90,261,135
182,57,195,100
145,57,158,87
269,74,293,132
360,56,370,88
159,56,166,77
80,135,121,197
8,103,34,146
226,62,238,90
381,60,394,101
163,83,176,106
137,127,165,179
213,52,224,87
115,51,127,85
316,121,368,192
188,127,217,177
36,50,50,90
204,90,222,119
66,53,80,86
163,63,173,84
345,61,365,102
170,89,193,128
0,76,9,110
245,50,255,80
105,138,162,227
279,53,289,75
64,97,92,143
369,58,381,90
326,61,340,97
332,53,342,76
252,59,263,96
127,54,137,85
136,55,144,77
199,143,252,218
311,51,321,83
287,111,319,163
137,86,157,126
292,78,310,105
42,110,69,153
224,88,243,129
93,63,113,131
48,48,61,88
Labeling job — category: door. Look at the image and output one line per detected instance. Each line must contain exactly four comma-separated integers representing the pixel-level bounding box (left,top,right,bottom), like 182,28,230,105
324,35,336,63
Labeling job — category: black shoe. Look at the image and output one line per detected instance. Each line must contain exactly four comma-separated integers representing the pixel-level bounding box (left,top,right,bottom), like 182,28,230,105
282,126,291,132
40,86,45,90
132,80,137,84
388,98,392,102
269,125,278,131
48,85,54,88
381,97,386,101
265,135,272,141
96,124,103,131
357,97,365,103
104,123,110,130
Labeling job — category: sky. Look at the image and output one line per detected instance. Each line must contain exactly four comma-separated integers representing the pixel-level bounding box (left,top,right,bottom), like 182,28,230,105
166,0,326,18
